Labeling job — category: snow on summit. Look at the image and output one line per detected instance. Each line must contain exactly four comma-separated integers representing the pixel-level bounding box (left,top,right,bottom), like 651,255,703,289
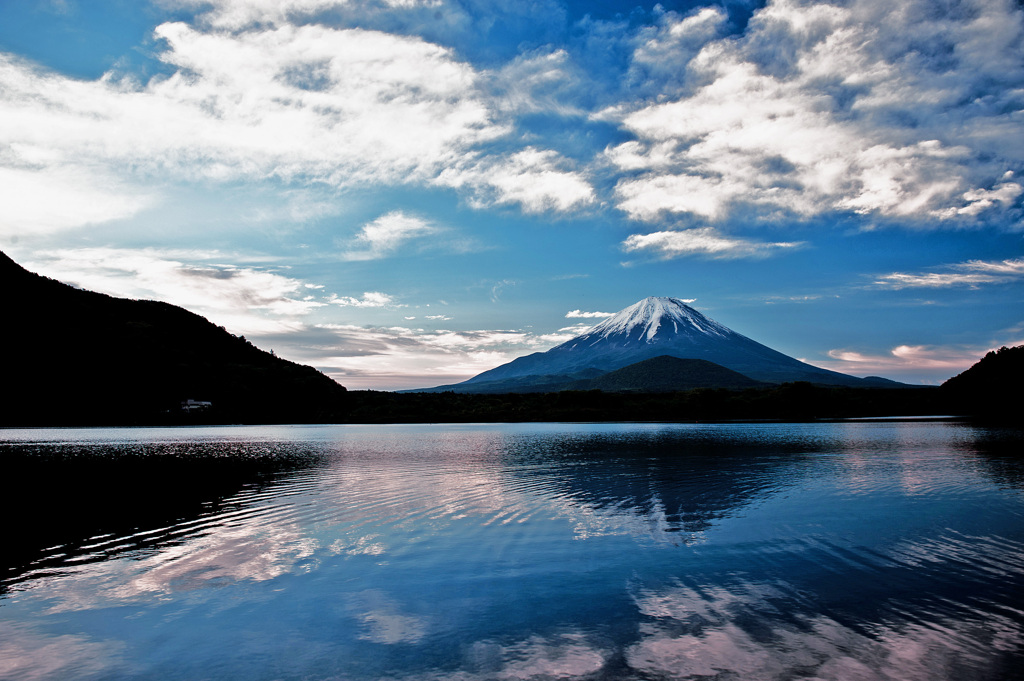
414,295,888,391
577,297,731,345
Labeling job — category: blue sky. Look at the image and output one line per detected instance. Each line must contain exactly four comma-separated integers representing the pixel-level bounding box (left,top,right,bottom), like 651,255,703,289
2,0,1022,389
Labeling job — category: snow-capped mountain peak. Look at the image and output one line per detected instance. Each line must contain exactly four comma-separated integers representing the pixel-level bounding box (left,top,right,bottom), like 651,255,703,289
576,297,730,345
414,295,878,391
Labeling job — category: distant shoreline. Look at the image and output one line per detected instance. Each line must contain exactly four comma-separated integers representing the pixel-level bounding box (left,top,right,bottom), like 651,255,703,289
5,384,1010,428
0,415,976,429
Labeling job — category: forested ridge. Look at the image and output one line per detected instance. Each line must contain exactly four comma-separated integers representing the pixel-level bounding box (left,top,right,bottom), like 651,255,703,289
1,250,348,425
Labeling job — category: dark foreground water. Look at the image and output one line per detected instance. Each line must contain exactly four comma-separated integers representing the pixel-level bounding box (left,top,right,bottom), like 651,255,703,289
1,421,1022,680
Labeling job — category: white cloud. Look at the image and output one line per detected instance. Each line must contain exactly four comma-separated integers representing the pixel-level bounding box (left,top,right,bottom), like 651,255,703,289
606,0,1024,227
162,0,442,31
341,211,436,261
818,341,1022,381
490,49,587,118
628,7,728,91
565,309,614,319
437,147,595,214
614,173,732,221
762,294,823,304
165,0,347,30
21,248,324,336
534,324,592,345
0,20,505,235
149,21,498,183
329,292,400,308
257,320,591,390
3,0,1022,240
622,227,803,260
0,4,615,237
875,258,1024,289
876,272,1005,289
941,176,1023,218
0,165,152,236
489,279,516,303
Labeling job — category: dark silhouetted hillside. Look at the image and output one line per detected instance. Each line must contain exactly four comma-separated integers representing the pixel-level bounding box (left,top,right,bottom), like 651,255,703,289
570,355,765,392
1,250,347,425
404,357,763,394
942,345,1023,422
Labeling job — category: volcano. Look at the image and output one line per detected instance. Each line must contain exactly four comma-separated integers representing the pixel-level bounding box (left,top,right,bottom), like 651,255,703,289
417,297,898,393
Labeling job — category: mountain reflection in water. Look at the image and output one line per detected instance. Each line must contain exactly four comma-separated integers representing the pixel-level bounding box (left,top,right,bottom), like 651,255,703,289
0,422,1021,681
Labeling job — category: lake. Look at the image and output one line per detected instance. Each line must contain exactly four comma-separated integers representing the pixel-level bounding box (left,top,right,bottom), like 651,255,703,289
1,421,1022,680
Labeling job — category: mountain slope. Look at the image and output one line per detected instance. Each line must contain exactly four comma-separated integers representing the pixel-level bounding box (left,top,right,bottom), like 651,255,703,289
1,250,347,425
941,345,1023,420
572,356,765,392
421,297,891,393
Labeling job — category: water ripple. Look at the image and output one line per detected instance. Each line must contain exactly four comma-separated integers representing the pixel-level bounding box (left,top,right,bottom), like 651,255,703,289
1,423,1022,680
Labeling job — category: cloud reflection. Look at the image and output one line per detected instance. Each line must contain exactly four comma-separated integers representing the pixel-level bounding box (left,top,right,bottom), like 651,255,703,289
2,424,1022,680
347,590,428,645
626,575,1022,681
0,623,125,681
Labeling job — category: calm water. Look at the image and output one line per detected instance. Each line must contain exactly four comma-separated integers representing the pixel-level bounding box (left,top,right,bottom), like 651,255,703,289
1,422,1022,680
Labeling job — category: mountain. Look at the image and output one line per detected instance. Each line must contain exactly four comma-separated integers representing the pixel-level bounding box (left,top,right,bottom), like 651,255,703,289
1,250,347,425
418,297,898,393
570,356,766,392
941,345,1023,421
